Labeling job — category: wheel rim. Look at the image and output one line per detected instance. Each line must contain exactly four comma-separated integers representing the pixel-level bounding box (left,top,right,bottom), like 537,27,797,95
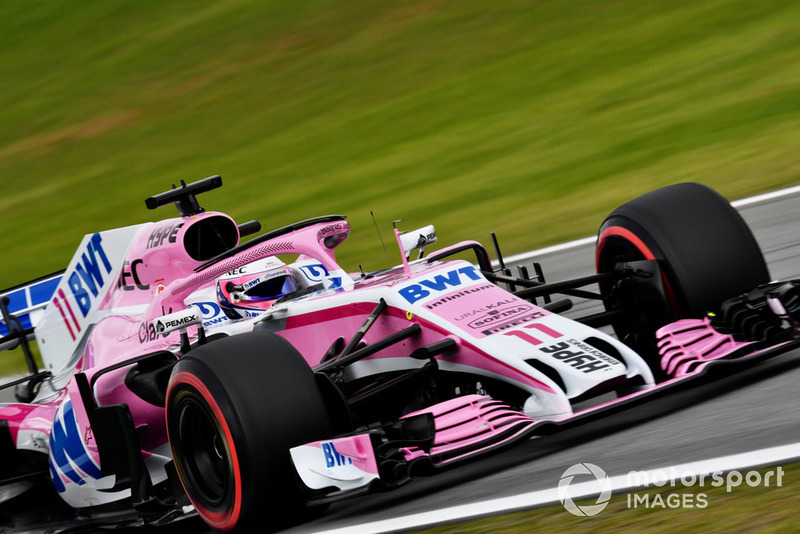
598,226,680,317
173,389,235,511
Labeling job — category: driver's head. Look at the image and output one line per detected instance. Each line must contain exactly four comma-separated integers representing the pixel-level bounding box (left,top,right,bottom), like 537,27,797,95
216,258,297,319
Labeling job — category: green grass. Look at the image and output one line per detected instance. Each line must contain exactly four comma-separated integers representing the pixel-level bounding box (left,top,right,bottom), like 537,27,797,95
2,0,800,291
415,464,799,533
2,0,800,379
0,344,42,378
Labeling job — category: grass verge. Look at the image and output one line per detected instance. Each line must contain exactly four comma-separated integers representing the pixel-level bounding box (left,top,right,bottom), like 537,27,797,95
414,463,797,533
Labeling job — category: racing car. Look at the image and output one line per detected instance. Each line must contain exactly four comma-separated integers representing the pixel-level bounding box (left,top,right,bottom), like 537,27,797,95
1,176,798,532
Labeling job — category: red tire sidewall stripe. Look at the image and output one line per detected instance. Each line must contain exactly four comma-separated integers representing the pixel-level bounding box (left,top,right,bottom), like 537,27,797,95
597,225,681,317
596,226,656,263
167,371,243,531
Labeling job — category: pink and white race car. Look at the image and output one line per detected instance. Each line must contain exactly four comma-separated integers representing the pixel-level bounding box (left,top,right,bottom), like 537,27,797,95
1,177,797,532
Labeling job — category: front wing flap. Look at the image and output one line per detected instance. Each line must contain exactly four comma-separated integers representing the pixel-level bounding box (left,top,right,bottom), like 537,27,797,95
290,395,536,499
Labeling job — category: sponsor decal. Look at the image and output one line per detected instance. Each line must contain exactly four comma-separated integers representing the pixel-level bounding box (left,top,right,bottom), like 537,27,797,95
319,223,344,235
539,340,621,373
224,257,284,278
148,307,202,339
193,301,228,327
422,231,436,243
479,310,547,336
53,289,80,341
565,339,622,366
317,223,348,247
224,306,266,319
139,321,166,343
466,304,533,330
65,233,113,317
399,266,485,305
53,233,112,340
244,277,262,289
414,230,436,248
400,266,483,305
424,284,493,310
146,223,183,249
321,442,353,468
49,400,102,493
154,314,198,333
299,263,329,282
118,259,149,291
454,298,517,321
326,276,343,289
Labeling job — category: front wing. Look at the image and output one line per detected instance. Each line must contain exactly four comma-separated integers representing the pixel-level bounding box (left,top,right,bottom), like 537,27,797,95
290,299,800,504
290,395,537,496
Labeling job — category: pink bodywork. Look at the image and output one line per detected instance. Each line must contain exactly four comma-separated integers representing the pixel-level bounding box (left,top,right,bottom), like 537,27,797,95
398,394,537,465
656,317,754,378
279,296,557,393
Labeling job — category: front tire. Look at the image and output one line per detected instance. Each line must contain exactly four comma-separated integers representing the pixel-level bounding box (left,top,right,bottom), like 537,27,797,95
596,183,770,376
166,332,332,532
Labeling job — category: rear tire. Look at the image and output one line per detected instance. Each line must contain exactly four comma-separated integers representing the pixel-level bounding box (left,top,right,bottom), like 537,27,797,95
166,332,331,532
596,183,770,377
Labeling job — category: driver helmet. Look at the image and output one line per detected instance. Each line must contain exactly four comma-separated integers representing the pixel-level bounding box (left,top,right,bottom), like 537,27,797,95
216,257,298,319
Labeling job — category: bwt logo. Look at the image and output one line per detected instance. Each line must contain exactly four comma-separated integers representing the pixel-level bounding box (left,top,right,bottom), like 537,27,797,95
321,442,353,468
399,265,482,304
49,400,102,493
67,233,112,317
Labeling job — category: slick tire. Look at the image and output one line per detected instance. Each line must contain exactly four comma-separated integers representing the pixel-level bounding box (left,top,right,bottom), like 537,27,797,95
166,332,331,533
596,183,770,376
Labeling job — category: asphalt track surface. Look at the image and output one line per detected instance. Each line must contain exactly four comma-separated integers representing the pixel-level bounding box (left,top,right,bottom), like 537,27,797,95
2,186,799,533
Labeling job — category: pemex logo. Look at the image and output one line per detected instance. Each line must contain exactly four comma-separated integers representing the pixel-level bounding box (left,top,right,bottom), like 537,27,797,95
558,463,612,516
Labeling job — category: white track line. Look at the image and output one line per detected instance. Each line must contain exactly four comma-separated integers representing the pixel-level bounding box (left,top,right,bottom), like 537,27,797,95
731,183,800,208
310,443,800,534
500,183,800,266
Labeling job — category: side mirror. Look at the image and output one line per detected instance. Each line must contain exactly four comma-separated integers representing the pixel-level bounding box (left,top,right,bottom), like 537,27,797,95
398,225,437,259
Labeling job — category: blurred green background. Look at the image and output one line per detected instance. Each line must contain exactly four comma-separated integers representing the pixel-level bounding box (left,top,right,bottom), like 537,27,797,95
2,0,800,288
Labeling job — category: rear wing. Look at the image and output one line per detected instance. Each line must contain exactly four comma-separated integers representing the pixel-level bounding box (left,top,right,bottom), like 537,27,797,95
0,272,62,401
0,272,63,344
2,224,146,366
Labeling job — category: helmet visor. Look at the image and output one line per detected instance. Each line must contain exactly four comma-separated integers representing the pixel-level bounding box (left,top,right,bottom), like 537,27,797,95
243,272,297,301
224,266,297,303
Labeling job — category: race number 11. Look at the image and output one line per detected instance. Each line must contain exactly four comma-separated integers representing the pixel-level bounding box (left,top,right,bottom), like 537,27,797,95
503,323,562,345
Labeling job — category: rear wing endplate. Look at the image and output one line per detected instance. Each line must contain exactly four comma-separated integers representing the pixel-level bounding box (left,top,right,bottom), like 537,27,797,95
0,272,62,349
